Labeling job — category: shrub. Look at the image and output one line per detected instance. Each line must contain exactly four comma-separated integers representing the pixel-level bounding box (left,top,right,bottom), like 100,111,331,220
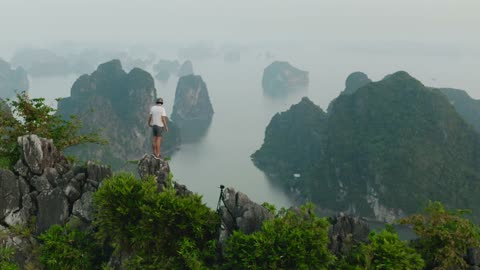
0,246,19,270
223,204,335,270
339,226,424,270
38,225,102,270
400,201,480,270
94,173,220,269
0,92,104,168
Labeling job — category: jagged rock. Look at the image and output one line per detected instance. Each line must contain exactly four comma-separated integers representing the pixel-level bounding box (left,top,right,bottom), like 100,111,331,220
177,60,194,77
17,135,63,175
171,74,214,142
342,72,372,95
262,61,309,96
36,188,69,233
0,58,29,99
86,161,112,183
57,60,181,170
72,191,94,222
30,175,51,192
328,213,370,256
138,154,171,189
219,187,273,243
64,184,81,202
137,154,192,196
0,169,21,221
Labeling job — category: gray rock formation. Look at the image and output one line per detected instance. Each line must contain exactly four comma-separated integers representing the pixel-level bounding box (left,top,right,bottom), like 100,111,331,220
177,60,194,77
262,61,309,96
57,60,181,170
171,74,214,142
0,226,40,269
218,187,273,246
0,134,111,234
328,212,370,256
0,58,29,99
137,154,191,196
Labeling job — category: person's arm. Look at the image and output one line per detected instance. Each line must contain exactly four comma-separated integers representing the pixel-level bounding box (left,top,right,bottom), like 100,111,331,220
162,116,169,132
148,114,152,127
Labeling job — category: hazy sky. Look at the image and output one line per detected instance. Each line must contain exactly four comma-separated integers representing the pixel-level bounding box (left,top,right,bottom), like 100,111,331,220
1,0,479,47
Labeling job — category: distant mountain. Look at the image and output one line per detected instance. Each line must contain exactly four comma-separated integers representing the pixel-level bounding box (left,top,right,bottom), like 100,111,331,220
438,88,480,133
178,60,194,77
57,60,180,169
0,58,29,99
342,72,372,95
153,59,180,83
171,75,213,142
262,61,308,97
253,71,480,222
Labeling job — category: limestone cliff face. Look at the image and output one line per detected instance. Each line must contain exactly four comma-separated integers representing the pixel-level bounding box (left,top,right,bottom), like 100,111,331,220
254,71,480,222
57,60,180,169
262,61,309,96
438,88,480,133
0,59,29,99
171,75,213,142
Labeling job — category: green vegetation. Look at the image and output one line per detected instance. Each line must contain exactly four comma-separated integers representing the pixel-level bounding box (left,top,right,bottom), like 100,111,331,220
94,173,220,269
339,226,424,270
0,92,104,168
0,246,19,270
223,204,335,270
38,225,102,270
400,201,480,270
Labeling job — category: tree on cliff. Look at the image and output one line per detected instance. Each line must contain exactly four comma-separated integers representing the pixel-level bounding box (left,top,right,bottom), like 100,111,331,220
0,91,104,168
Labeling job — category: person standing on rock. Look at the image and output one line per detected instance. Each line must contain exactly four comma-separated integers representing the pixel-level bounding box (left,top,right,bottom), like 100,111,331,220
148,98,169,159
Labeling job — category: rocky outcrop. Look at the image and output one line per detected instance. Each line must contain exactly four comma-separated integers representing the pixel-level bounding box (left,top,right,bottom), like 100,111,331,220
0,59,29,99
138,154,192,196
57,60,181,170
328,213,370,256
254,71,480,221
177,60,194,77
262,61,309,96
218,187,273,246
0,134,111,234
171,74,214,142
153,59,180,82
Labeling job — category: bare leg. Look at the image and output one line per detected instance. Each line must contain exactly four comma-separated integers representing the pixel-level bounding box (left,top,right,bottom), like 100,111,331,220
158,136,163,156
153,136,160,157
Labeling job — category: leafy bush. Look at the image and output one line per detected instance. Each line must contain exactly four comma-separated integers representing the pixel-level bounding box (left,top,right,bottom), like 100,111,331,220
0,92,104,168
223,204,335,270
38,225,102,270
339,226,424,270
400,201,480,270
94,173,220,269
0,246,19,270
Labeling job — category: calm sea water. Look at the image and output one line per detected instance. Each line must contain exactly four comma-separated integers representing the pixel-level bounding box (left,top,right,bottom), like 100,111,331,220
27,43,480,208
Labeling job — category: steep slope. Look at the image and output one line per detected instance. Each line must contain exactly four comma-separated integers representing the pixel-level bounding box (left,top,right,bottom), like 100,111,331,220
57,60,180,169
438,88,480,133
253,71,480,221
171,75,213,142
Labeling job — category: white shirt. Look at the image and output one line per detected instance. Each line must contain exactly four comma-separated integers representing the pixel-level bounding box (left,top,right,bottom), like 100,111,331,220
150,105,167,127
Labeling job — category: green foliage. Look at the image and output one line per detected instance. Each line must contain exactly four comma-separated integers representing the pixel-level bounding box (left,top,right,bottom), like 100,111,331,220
0,246,19,270
38,225,102,270
94,173,220,269
339,226,424,270
0,92,105,168
223,204,335,270
400,201,480,270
